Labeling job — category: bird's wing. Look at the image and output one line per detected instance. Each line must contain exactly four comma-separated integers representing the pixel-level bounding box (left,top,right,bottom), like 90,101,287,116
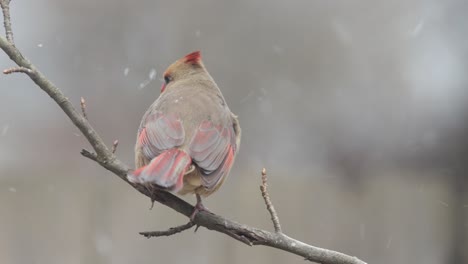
189,119,237,191
137,111,185,160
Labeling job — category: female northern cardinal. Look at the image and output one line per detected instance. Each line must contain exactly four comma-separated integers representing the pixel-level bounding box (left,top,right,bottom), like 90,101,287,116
128,51,241,219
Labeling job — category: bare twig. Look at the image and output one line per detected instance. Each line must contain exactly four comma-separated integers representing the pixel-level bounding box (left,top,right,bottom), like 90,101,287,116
140,222,195,238
0,0,13,44
0,4,367,264
80,97,88,120
3,66,32,74
111,139,119,153
260,168,282,233
80,149,98,162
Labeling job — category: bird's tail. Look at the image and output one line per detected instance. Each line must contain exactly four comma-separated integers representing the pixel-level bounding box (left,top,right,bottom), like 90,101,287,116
127,149,192,193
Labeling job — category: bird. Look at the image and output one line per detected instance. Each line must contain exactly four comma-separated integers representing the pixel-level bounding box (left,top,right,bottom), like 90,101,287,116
127,51,241,220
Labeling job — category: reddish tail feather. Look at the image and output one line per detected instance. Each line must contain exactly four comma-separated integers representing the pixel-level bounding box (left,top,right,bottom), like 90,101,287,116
127,149,192,193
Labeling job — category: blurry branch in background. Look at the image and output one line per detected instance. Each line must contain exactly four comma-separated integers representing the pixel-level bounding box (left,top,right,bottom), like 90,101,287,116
0,2,366,264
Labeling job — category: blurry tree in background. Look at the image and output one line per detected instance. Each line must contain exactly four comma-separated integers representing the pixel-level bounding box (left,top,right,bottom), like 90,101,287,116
0,0,467,264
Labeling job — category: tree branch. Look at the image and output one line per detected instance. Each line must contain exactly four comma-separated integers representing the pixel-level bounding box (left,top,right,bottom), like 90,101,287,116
140,222,196,238
0,3,367,264
0,0,13,44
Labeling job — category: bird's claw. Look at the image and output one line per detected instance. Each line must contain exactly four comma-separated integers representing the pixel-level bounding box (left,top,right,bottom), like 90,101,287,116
190,194,210,222
190,201,208,221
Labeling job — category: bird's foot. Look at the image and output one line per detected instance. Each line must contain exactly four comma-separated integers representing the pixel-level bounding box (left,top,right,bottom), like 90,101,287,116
190,194,210,222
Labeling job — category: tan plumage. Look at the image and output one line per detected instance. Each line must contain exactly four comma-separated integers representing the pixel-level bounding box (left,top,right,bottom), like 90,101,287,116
129,51,241,200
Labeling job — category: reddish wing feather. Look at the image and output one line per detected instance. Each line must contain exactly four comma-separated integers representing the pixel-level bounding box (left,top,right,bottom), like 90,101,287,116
138,112,185,160
141,149,191,192
189,120,236,190
200,146,234,190
129,149,191,193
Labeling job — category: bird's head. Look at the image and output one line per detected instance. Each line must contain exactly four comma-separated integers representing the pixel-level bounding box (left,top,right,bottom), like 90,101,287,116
161,51,206,93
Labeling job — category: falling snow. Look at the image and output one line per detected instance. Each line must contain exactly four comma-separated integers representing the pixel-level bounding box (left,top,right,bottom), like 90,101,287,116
37,43,43,48
386,235,393,249
149,68,157,80
437,200,449,207
138,68,157,90
1,124,9,136
331,20,352,45
240,90,254,104
410,19,425,37
138,80,151,90
124,67,130,76
9,187,16,193
272,45,283,54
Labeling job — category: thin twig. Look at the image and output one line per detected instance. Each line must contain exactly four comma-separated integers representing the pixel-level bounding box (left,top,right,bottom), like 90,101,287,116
111,139,119,153
3,66,32,74
0,0,13,44
140,222,195,238
80,97,88,120
80,149,98,162
260,168,282,233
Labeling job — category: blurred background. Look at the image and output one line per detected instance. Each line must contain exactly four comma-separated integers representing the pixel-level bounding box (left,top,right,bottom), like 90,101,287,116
1,0,467,263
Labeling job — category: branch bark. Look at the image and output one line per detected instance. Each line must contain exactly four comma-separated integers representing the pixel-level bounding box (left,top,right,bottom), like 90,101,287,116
0,0,13,44
140,222,196,238
0,3,367,264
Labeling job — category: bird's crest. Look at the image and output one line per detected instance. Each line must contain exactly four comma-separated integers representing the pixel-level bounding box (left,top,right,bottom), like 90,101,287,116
183,51,201,65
